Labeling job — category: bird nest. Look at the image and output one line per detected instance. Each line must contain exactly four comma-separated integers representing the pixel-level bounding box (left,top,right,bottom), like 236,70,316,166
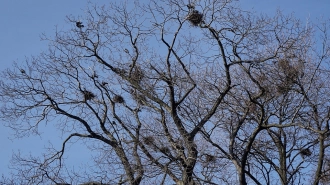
276,84,291,94
131,67,144,83
300,148,312,156
205,154,216,163
143,136,154,146
187,10,203,26
278,59,299,80
113,95,125,103
82,90,95,101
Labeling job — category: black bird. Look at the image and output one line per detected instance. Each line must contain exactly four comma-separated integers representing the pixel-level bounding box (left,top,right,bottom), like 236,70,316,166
101,81,108,86
20,69,25,74
187,4,195,9
76,21,84,28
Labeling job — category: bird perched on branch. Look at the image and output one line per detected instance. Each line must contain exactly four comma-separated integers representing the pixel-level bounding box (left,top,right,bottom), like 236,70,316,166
101,81,108,86
187,3,195,9
76,21,84,28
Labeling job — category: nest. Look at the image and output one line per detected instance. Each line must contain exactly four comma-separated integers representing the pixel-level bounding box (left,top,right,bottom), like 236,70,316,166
113,95,125,103
278,59,299,81
278,59,290,70
300,148,312,156
187,10,203,26
82,90,95,101
276,85,290,94
143,136,154,146
205,154,216,163
131,67,144,83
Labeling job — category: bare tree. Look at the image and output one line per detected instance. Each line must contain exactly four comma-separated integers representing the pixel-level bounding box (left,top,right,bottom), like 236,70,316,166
1,0,330,185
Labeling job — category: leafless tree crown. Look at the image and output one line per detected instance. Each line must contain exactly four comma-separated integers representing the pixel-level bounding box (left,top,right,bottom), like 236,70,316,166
1,0,330,185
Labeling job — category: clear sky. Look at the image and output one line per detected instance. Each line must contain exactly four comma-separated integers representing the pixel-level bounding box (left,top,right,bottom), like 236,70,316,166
0,0,329,179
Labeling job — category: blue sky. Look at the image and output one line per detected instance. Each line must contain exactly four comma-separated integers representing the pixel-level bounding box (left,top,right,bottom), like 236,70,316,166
0,0,329,179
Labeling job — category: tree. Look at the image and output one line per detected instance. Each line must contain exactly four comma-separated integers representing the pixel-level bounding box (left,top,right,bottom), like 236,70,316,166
1,0,330,184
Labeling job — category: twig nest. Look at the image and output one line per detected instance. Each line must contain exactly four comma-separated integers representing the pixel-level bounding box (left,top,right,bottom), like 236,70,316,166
187,10,203,26
143,136,154,146
82,90,95,101
300,148,312,156
278,59,299,81
113,95,125,103
205,154,216,162
131,67,144,83
276,85,290,94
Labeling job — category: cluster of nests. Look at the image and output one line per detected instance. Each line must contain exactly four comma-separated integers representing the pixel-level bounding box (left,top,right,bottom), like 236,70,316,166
143,136,217,163
80,66,144,103
76,6,203,28
143,136,170,154
82,90,125,104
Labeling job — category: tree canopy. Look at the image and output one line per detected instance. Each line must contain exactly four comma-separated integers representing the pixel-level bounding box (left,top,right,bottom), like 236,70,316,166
1,0,330,184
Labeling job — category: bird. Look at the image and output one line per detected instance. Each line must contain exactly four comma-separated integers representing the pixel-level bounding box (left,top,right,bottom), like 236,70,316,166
20,69,25,74
76,21,84,28
92,72,98,78
187,4,195,9
101,81,108,86
124,49,129,54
